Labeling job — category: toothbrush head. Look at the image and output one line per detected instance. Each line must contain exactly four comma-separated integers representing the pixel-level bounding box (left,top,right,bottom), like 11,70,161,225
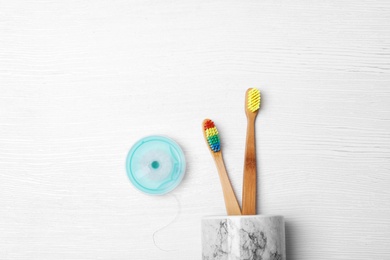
247,88,261,113
203,119,221,153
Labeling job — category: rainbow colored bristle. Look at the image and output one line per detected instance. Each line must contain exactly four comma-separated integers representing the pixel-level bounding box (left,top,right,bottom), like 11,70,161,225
204,119,221,152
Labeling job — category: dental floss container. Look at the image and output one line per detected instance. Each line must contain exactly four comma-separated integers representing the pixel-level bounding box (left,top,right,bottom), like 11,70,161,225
126,135,186,195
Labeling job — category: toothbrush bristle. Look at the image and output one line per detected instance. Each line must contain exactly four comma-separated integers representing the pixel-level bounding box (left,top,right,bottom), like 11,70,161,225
204,119,221,152
247,88,261,112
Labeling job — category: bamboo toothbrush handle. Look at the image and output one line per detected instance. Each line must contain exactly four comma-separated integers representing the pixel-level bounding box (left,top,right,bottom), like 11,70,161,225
213,153,242,215
242,117,257,215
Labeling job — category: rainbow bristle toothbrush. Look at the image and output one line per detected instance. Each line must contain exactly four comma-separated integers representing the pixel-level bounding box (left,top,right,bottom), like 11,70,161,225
202,119,241,216
242,88,261,215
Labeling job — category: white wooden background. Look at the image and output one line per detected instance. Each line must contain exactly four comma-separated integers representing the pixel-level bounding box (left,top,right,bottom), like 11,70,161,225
1,0,390,259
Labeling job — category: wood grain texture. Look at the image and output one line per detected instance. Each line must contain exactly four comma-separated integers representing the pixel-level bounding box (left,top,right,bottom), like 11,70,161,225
1,0,390,259
211,152,242,216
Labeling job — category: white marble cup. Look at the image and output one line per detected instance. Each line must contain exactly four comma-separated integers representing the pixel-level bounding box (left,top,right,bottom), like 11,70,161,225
202,215,286,260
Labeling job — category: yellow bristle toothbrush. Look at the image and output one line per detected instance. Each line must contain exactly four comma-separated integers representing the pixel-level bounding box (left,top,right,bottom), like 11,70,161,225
202,119,241,215
242,88,261,215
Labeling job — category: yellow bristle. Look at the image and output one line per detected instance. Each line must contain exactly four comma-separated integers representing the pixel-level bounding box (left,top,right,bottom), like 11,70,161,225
247,88,261,112
205,127,218,137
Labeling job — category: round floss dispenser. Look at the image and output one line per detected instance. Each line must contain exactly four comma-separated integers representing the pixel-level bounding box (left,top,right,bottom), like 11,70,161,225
126,135,186,195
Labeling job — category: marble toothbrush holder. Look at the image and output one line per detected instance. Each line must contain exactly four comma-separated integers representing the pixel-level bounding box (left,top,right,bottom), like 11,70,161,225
201,215,286,260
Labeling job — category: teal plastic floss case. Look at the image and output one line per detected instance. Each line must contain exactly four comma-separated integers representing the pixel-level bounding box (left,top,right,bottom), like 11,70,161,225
126,135,186,195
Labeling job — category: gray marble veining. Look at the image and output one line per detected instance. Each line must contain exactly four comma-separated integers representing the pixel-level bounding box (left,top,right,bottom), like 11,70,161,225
202,215,285,260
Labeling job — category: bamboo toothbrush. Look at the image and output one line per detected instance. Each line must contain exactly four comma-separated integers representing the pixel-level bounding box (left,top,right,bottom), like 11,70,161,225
242,88,261,215
202,119,241,215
